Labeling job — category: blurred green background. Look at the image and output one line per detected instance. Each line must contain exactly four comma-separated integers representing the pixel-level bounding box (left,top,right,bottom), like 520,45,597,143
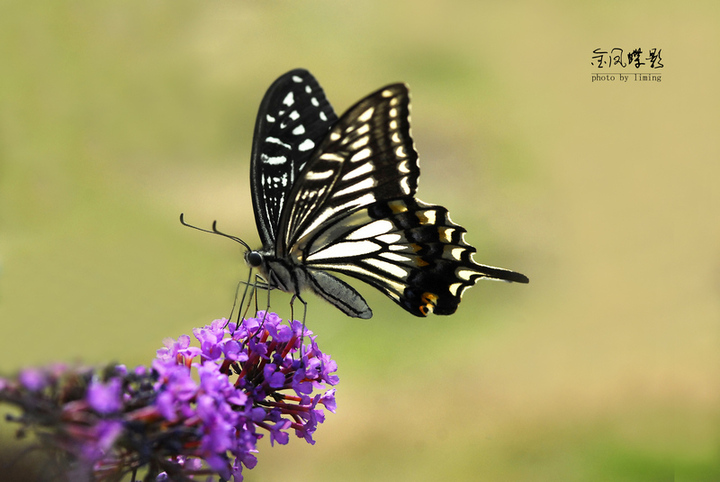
1,1,718,480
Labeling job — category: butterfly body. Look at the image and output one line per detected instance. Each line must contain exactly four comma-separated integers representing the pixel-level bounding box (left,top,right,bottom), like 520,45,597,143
240,69,528,319
245,247,373,319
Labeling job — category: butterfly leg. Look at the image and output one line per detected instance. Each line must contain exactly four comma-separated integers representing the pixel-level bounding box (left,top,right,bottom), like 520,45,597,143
260,274,272,316
225,278,244,331
250,274,275,334
289,294,309,357
229,269,257,332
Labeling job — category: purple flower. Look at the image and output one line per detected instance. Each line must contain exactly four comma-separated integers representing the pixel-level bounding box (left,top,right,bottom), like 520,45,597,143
87,377,122,414
319,388,337,413
266,419,291,446
0,312,338,481
18,368,48,391
156,334,202,364
263,363,286,388
193,319,227,360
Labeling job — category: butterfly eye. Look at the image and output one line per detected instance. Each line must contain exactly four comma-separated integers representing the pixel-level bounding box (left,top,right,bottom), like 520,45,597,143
246,251,264,268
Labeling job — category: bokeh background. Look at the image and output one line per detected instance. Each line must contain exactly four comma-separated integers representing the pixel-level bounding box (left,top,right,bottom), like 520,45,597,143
1,1,718,480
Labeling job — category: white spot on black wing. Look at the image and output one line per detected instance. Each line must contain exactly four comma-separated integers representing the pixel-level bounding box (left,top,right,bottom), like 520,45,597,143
350,147,372,162
333,177,375,197
365,258,409,278
307,240,382,261
319,152,343,162
358,107,374,122
379,252,411,262
262,154,287,165
342,162,373,181
376,233,402,244
266,137,291,149
298,139,315,152
306,169,334,180
350,137,369,150
346,220,394,240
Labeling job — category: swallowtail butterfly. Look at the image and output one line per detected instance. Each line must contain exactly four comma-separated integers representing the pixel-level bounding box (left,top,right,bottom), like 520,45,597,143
186,69,528,319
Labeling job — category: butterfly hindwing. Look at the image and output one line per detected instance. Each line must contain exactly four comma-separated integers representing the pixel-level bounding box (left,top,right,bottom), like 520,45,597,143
250,69,337,248
302,198,528,316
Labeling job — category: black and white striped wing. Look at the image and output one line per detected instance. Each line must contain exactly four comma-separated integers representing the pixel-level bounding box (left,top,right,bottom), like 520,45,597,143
276,83,419,256
274,83,528,316
249,69,337,248
303,199,529,316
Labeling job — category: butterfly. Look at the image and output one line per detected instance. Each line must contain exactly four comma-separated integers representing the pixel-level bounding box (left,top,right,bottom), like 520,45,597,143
183,69,528,319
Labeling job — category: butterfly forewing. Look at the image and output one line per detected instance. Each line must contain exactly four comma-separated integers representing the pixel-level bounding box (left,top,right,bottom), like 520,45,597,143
276,84,420,257
250,69,338,248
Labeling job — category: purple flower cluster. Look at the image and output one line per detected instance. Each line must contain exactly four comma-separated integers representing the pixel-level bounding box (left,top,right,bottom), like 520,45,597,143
0,312,338,481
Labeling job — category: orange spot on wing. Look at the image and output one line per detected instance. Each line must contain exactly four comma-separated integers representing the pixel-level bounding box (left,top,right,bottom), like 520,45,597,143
418,292,439,315
438,227,454,243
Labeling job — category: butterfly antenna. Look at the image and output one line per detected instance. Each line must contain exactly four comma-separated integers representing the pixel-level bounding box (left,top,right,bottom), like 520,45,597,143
180,213,260,335
179,213,252,251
